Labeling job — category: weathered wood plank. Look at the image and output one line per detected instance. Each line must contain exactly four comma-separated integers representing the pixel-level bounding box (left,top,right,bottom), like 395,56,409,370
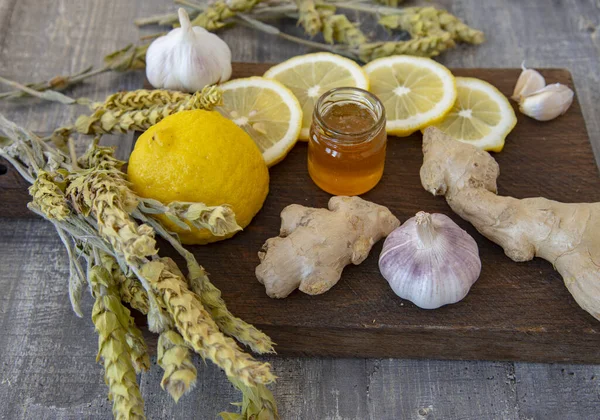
365,359,519,420
514,362,600,420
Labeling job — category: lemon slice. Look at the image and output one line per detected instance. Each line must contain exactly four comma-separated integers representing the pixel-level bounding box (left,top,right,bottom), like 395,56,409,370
363,56,457,136
218,77,303,167
264,52,369,140
430,77,517,152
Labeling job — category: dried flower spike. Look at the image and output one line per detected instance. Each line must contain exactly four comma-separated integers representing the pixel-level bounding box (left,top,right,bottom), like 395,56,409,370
90,264,145,420
296,0,322,37
158,330,198,403
74,85,222,136
141,259,276,387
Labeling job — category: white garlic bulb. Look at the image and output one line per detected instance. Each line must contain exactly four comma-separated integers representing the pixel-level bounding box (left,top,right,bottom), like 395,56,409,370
379,211,481,309
146,8,232,92
511,64,546,102
518,83,574,121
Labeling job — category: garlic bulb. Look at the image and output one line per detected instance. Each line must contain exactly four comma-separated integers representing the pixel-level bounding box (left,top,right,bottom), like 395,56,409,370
518,83,574,121
379,212,481,309
512,64,546,101
146,8,232,92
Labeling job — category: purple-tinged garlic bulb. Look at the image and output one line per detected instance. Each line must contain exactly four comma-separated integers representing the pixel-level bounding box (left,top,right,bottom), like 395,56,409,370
379,211,481,309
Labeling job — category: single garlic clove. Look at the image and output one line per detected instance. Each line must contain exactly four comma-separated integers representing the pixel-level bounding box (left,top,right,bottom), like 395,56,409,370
379,211,481,309
512,65,546,102
518,83,574,121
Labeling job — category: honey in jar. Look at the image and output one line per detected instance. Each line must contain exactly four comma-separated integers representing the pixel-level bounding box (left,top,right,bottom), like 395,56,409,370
308,87,387,196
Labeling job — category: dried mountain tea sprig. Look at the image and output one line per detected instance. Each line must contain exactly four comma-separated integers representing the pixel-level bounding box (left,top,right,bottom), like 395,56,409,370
74,85,222,136
138,212,275,354
319,6,367,47
378,7,485,45
1,114,279,417
189,0,261,30
28,171,71,220
98,89,200,111
0,2,484,102
49,139,275,386
101,255,151,373
138,198,241,236
66,166,157,264
221,377,279,420
141,259,276,387
295,0,322,36
356,32,456,62
90,261,146,420
437,9,485,44
158,330,198,402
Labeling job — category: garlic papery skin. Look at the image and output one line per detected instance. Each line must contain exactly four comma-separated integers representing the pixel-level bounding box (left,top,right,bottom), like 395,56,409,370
146,8,232,93
512,65,546,102
378,212,481,309
518,83,574,121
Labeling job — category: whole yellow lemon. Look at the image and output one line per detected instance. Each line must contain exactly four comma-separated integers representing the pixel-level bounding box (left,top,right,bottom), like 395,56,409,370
127,109,269,244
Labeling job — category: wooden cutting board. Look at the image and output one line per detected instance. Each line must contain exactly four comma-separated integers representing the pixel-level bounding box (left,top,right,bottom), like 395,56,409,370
2,65,600,364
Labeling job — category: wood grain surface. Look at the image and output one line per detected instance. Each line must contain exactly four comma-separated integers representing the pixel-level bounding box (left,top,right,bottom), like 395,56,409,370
2,64,600,365
2,1,600,419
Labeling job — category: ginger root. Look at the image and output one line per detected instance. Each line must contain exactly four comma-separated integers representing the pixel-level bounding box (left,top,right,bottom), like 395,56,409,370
420,127,600,321
256,196,400,298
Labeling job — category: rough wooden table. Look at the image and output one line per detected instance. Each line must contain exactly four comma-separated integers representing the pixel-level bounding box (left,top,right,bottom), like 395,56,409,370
0,0,599,419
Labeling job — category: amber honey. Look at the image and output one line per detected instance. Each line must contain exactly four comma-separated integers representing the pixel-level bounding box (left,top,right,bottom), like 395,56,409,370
308,87,387,196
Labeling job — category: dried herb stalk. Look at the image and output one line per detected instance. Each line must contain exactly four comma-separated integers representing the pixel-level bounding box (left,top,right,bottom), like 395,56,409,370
139,198,241,236
66,162,157,264
357,33,456,62
296,0,322,36
190,0,261,30
139,213,275,354
75,85,222,136
141,259,275,387
220,377,279,420
0,114,279,418
319,6,367,47
378,7,484,45
90,262,146,420
101,255,151,373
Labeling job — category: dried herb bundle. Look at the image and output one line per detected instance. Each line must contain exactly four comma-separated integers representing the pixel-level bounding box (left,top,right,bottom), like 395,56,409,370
0,1,484,101
0,114,278,420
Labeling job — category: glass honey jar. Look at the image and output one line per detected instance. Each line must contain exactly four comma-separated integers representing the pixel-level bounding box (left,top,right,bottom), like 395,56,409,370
308,87,387,196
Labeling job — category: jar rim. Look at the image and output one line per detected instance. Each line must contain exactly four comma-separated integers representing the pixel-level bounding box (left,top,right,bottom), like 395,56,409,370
313,87,386,139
